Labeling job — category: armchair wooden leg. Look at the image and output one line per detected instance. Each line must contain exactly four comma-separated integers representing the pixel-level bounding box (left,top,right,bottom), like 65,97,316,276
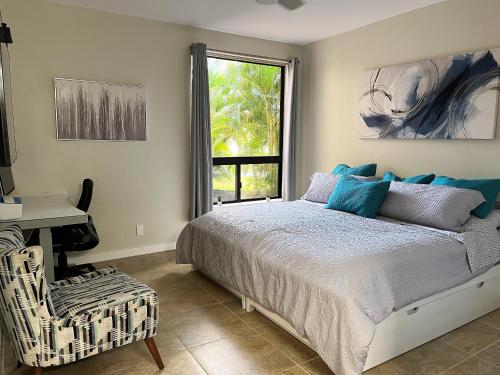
33,367,42,375
144,337,164,370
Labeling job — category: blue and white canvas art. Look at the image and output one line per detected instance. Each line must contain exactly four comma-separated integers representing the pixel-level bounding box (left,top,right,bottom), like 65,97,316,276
358,48,500,139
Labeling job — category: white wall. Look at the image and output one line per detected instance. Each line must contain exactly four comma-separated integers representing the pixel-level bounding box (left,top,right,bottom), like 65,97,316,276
300,0,500,193
0,0,301,261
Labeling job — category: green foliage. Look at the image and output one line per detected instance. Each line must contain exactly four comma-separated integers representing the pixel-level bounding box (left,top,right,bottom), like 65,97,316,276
209,58,281,199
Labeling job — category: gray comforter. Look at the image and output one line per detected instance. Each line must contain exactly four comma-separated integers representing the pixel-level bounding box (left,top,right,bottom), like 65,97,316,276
176,201,500,375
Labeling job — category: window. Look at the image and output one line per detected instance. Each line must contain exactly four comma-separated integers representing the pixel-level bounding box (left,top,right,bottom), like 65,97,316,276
208,56,284,204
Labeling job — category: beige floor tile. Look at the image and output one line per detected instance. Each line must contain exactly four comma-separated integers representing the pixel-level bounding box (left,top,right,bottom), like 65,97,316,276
3,352,22,374
391,339,468,375
443,356,500,375
256,323,318,364
167,304,240,328
6,366,32,375
5,354,105,375
108,350,207,375
363,361,409,375
282,366,309,375
97,341,159,374
44,357,105,375
224,300,270,329
299,358,334,374
174,319,259,349
157,284,219,313
150,271,211,292
97,251,176,277
148,319,186,355
442,321,500,355
476,340,500,367
8,357,105,375
189,271,239,304
143,270,197,289
479,309,500,330
186,270,210,283
190,334,295,375
167,304,259,348
159,350,207,375
9,345,199,375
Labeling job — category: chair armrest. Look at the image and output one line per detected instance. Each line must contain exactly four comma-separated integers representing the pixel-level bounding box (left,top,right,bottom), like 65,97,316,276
48,266,117,289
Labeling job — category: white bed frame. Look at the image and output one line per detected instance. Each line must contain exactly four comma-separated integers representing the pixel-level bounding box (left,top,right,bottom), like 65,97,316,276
193,263,500,371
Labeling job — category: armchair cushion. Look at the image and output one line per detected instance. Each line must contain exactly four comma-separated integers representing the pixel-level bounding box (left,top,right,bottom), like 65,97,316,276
50,269,157,321
49,265,118,288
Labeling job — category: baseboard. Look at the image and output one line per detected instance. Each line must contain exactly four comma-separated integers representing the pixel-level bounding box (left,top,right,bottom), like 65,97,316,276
67,242,176,265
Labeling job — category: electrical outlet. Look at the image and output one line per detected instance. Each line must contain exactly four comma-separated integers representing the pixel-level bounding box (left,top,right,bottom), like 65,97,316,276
136,224,144,236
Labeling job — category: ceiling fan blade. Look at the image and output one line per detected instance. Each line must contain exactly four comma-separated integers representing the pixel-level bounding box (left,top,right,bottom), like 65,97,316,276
255,0,279,4
278,0,305,10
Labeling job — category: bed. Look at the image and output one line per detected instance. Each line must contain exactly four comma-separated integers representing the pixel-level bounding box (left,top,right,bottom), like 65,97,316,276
176,200,500,375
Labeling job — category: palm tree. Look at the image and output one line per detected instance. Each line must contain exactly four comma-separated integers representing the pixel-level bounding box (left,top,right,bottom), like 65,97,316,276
209,59,281,198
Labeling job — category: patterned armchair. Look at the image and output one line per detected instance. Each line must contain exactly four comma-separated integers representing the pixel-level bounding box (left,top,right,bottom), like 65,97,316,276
0,226,163,374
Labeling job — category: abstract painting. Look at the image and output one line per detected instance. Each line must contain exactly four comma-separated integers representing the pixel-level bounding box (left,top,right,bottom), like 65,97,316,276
358,48,500,139
55,78,146,141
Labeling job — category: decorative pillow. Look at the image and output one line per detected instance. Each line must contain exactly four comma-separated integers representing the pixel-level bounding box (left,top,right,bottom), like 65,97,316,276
431,176,500,219
460,209,500,273
383,172,435,184
302,173,339,203
332,163,377,177
302,173,382,203
325,175,390,218
379,182,485,232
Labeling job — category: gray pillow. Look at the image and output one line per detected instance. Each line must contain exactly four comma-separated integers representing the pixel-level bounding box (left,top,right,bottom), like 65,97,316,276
379,182,485,232
302,173,382,203
302,173,339,203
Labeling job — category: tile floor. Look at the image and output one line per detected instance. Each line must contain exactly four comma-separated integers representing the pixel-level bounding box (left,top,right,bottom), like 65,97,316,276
3,251,500,375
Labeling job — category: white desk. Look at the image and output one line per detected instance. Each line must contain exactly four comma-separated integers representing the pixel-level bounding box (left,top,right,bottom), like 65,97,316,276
0,194,88,282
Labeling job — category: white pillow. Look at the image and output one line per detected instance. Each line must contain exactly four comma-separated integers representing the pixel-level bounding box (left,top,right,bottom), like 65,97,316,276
302,173,339,203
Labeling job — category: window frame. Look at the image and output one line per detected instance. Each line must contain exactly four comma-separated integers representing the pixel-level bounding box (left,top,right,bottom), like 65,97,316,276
209,56,286,205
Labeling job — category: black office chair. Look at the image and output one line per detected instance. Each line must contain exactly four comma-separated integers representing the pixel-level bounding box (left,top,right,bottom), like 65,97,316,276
51,178,99,280
27,179,100,280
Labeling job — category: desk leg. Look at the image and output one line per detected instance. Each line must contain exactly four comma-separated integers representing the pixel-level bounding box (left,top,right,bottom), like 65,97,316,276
39,228,55,283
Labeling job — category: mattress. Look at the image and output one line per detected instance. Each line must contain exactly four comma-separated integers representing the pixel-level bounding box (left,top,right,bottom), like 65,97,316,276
176,200,500,375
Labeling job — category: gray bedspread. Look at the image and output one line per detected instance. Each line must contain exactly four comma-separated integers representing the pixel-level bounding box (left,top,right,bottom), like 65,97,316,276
176,201,500,375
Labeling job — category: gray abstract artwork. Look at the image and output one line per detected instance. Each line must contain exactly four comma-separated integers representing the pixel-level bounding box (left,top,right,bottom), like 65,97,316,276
358,48,500,139
55,78,146,141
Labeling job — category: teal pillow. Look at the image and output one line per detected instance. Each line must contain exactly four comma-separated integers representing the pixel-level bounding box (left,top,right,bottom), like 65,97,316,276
383,172,401,181
383,172,435,184
325,175,390,218
332,163,377,177
431,176,500,218
404,174,435,184
332,163,349,175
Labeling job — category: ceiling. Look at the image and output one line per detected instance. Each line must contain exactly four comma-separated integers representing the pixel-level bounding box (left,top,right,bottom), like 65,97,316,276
48,0,444,45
